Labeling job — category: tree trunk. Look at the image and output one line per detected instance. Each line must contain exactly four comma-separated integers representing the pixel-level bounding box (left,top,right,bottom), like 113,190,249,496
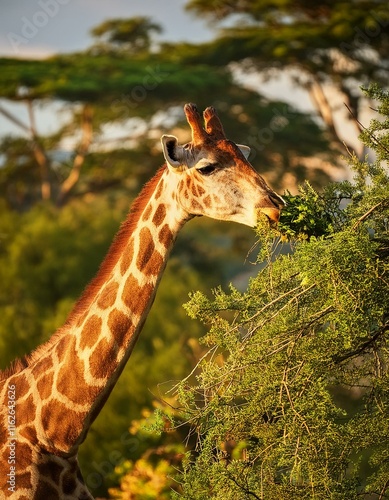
57,104,93,206
307,77,357,156
27,99,52,200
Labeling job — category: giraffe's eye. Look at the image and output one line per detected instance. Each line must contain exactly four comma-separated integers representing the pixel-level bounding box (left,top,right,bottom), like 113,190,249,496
197,164,217,176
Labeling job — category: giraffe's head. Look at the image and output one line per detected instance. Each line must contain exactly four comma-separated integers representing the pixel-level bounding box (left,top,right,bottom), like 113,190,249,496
161,103,284,227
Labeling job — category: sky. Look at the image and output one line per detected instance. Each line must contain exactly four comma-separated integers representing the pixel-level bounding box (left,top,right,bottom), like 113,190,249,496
0,0,221,136
0,0,215,58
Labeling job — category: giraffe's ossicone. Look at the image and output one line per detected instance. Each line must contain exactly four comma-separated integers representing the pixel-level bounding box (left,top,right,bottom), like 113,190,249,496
0,103,284,499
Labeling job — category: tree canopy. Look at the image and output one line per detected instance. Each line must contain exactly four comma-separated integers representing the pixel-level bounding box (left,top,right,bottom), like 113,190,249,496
183,0,389,154
90,16,163,54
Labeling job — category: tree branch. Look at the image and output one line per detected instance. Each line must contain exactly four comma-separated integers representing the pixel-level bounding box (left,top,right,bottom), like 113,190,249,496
345,103,389,157
0,100,52,200
57,104,93,206
332,320,389,365
225,470,261,500
26,99,51,200
352,202,385,230
307,77,354,154
0,103,31,134
379,478,389,500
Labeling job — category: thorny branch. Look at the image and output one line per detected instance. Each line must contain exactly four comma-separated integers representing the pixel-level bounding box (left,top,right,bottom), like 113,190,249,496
352,201,386,230
332,319,389,365
224,469,262,500
345,103,389,157
242,283,317,342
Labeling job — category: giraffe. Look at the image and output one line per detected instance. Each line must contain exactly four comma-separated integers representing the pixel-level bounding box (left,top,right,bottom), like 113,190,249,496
0,103,284,499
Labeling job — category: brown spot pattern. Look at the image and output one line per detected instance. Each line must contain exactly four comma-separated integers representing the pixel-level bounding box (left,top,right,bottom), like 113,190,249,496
15,469,32,490
203,195,211,208
31,355,54,377
16,394,36,425
191,199,202,211
122,275,155,315
37,371,54,401
136,227,155,271
108,309,133,345
0,420,6,443
145,249,164,277
35,478,59,497
152,204,166,227
41,399,85,451
76,310,88,328
55,336,69,360
57,347,96,405
197,185,206,196
88,387,112,426
15,441,33,469
1,449,8,469
11,373,30,400
62,470,77,494
38,459,63,485
89,337,119,379
79,315,102,351
159,224,173,248
120,237,135,275
97,281,119,309
18,426,38,446
142,204,152,221
155,179,164,199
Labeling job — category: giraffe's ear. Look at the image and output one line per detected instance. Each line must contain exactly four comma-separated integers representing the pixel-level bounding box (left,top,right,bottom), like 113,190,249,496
237,144,251,160
161,135,184,169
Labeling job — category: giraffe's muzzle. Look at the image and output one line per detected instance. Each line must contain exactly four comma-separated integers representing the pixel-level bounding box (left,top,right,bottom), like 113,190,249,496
258,192,285,224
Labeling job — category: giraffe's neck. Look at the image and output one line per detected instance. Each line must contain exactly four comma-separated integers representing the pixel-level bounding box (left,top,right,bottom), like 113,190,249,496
7,166,191,457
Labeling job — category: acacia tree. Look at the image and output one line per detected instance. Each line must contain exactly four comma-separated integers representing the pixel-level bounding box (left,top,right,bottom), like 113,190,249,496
0,17,243,207
183,0,389,156
156,85,389,499
89,16,163,55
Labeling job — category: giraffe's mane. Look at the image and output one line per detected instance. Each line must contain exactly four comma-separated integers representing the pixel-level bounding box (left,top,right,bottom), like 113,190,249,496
0,166,167,382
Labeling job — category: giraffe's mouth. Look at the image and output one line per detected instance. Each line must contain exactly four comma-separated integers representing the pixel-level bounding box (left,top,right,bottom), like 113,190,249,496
257,192,285,226
259,207,281,225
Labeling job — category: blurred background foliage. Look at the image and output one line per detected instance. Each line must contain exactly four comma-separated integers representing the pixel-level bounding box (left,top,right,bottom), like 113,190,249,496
0,0,388,497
